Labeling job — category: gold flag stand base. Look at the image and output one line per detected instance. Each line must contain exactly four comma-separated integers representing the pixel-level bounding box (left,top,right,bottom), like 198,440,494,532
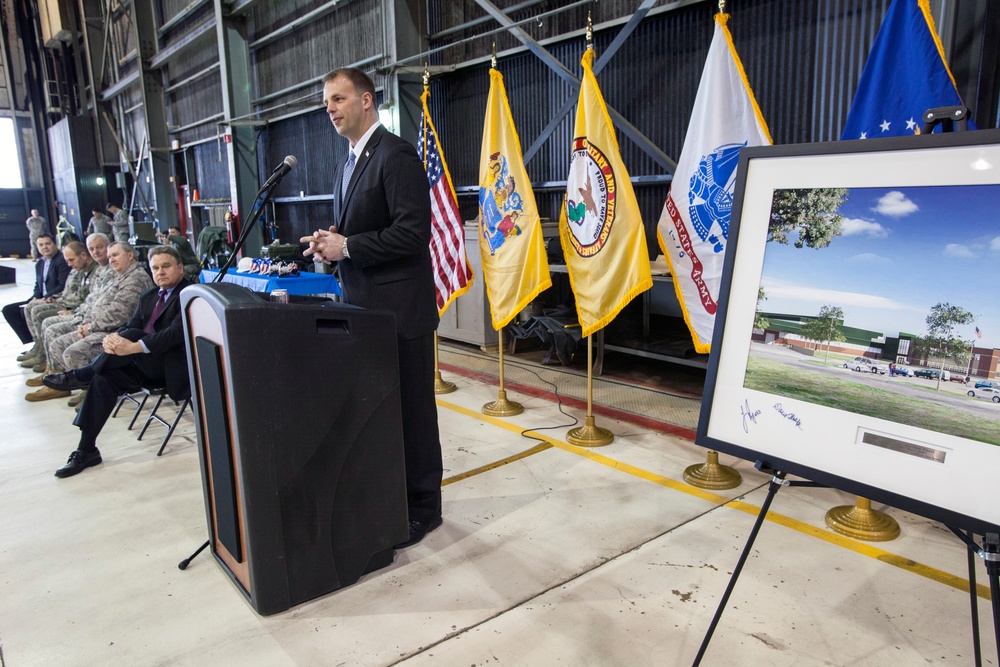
483,389,523,416
432,332,457,394
482,336,522,416
683,450,741,490
567,415,613,447
433,370,457,395
566,337,613,447
825,496,900,542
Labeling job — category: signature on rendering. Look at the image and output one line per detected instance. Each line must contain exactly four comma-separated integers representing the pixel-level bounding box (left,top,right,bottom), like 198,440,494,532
740,399,761,433
773,403,803,429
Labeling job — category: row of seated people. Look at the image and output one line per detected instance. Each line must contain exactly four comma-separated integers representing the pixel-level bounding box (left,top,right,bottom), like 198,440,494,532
5,236,193,478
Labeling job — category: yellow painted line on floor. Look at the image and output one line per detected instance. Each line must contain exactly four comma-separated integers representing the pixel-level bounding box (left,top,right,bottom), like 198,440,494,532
437,397,992,601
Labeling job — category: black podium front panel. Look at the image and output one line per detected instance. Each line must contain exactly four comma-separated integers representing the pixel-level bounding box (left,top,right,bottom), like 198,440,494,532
182,283,408,615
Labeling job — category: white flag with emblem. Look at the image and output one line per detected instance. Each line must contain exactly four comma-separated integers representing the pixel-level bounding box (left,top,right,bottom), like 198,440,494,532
656,12,771,354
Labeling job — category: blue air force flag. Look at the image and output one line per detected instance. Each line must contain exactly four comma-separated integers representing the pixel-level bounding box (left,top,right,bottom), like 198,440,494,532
841,0,973,140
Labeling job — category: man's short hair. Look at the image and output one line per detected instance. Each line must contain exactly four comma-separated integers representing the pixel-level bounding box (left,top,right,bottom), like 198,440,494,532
148,245,181,264
64,241,88,256
322,68,376,100
87,232,110,246
106,202,119,210
36,233,54,243
112,240,136,256
168,226,181,235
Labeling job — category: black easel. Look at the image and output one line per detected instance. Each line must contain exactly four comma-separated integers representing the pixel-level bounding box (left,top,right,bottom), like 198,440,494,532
691,462,823,666
919,105,1000,667
695,105,998,666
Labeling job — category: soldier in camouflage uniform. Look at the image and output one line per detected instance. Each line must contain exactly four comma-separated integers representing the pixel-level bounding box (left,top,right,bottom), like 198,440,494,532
19,242,98,365
25,234,112,373
107,203,130,243
86,209,112,237
26,209,47,259
26,241,152,402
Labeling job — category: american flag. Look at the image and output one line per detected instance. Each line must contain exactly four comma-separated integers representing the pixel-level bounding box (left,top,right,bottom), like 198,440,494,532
976,326,982,339
418,95,473,314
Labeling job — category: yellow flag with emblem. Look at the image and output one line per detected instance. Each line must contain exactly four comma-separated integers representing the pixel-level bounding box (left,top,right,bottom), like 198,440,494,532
478,67,551,330
561,48,652,338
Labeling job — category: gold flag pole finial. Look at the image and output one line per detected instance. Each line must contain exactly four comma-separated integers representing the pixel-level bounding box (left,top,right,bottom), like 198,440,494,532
422,62,430,88
718,0,726,12
586,11,593,49
491,42,497,69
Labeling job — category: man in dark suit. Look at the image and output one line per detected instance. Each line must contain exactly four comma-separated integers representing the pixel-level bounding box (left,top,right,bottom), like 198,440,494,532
42,246,192,478
3,233,71,346
301,67,443,548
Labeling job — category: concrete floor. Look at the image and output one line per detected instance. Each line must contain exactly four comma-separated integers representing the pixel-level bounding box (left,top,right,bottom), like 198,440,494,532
1,257,996,666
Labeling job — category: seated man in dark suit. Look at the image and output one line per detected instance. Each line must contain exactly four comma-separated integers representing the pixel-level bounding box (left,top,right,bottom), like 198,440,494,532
42,246,192,478
3,233,71,347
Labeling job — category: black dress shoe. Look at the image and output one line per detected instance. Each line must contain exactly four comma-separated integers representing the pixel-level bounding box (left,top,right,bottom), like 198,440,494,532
42,370,89,392
55,449,102,478
394,515,443,549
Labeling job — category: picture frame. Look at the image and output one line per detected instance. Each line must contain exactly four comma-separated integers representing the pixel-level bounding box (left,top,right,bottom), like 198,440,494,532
698,129,1000,534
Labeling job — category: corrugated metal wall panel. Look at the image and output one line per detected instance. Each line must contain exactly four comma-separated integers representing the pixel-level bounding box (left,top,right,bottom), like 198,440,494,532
190,141,230,201
129,0,993,243
250,0,385,103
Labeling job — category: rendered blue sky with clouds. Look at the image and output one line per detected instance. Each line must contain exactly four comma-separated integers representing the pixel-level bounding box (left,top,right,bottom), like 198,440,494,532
759,185,998,349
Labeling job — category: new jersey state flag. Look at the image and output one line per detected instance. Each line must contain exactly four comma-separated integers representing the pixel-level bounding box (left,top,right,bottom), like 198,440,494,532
656,13,771,353
841,0,973,140
561,48,652,339
478,67,551,330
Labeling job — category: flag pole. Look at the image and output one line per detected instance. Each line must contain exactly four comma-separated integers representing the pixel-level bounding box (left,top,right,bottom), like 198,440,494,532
564,14,610,446
566,334,613,447
482,330,522,416
422,63,458,396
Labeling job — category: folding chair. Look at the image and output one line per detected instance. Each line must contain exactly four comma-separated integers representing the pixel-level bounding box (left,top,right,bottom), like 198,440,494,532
137,389,191,456
112,388,153,430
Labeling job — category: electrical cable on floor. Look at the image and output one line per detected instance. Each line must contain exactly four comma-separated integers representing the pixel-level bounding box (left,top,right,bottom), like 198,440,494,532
511,364,580,444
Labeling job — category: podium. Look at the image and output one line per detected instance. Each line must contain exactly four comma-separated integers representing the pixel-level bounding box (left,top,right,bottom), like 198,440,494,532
180,283,408,615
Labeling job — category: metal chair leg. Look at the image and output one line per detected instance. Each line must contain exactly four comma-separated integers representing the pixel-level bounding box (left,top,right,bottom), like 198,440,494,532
126,389,151,430
156,398,190,456
137,393,167,441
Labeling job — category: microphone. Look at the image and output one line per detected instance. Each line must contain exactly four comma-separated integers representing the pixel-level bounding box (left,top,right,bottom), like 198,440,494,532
263,155,297,187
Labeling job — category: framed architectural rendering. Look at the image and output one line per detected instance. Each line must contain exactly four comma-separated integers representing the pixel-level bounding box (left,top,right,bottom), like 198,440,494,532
698,129,1000,534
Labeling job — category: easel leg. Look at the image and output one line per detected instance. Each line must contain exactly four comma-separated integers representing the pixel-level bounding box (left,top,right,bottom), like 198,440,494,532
949,528,1000,665
692,470,787,667
966,530,983,667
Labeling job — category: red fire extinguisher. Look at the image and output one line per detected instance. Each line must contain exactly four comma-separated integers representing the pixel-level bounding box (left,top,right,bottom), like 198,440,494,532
224,206,240,245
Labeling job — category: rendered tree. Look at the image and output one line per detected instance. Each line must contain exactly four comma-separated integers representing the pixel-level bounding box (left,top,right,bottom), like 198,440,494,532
924,302,975,390
800,305,846,362
754,287,770,331
768,188,849,249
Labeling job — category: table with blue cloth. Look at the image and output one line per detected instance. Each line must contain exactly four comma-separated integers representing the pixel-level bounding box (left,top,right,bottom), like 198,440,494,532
200,269,341,296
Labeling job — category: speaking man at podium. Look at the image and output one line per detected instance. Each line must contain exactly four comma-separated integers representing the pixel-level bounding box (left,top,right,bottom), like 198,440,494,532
301,67,443,548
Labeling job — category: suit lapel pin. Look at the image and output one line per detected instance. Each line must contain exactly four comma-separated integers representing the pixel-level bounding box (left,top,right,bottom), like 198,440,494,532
365,151,370,158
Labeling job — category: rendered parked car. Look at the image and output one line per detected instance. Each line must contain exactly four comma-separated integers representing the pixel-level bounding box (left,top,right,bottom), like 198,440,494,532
913,368,951,381
893,366,914,377
842,356,888,374
966,386,1000,403
975,380,997,389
